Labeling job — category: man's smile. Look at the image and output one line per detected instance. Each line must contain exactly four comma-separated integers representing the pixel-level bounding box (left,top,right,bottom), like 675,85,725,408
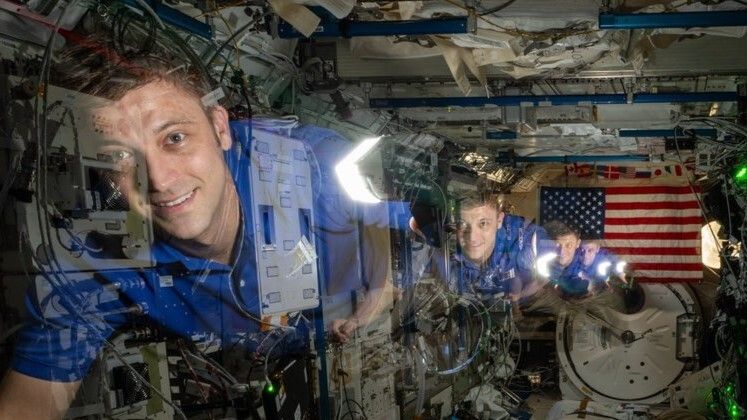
151,189,196,211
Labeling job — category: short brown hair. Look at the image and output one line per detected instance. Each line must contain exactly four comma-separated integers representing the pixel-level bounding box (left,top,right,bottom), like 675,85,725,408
544,220,579,240
455,190,511,213
54,28,214,105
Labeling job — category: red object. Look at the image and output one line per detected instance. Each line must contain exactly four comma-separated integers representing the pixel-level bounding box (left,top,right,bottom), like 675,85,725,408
603,185,702,283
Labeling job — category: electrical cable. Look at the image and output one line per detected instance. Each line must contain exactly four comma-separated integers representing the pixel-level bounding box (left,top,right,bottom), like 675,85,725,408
179,342,214,418
335,346,369,420
478,0,518,16
672,128,740,283
183,346,241,387
205,21,256,68
262,328,295,381
441,0,599,41
29,5,199,418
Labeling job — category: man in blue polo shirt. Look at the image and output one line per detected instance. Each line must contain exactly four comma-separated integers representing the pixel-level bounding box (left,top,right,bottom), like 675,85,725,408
0,48,283,418
522,221,628,315
448,191,539,302
542,220,589,297
579,240,629,292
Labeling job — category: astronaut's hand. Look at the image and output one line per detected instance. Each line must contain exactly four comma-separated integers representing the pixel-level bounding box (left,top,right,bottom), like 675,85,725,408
510,301,523,320
330,318,358,343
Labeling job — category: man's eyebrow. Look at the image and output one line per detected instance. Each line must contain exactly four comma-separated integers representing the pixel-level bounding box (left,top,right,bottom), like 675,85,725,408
97,138,131,149
152,119,194,134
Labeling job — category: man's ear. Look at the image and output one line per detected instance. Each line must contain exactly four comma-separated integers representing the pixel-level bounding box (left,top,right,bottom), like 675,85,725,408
210,106,232,151
496,211,505,228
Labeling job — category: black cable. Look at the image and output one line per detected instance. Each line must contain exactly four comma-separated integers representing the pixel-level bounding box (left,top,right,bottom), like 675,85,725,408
336,347,369,420
179,342,216,420
205,20,256,68
34,48,189,418
567,411,619,420
672,129,740,283
478,0,518,16
111,7,157,58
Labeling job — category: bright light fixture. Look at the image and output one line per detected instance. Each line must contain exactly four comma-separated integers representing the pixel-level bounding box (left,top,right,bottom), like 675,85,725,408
701,221,722,269
597,260,612,277
335,137,382,203
615,261,627,275
536,252,557,278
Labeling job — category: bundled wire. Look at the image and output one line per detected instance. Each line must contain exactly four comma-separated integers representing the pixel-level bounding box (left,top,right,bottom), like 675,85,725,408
477,0,517,16
334,346,369,420
26,3,219,418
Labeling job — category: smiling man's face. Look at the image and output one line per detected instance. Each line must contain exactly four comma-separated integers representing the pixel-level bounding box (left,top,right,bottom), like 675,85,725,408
456,204,504,265
554,233,581,267
94,80,234,245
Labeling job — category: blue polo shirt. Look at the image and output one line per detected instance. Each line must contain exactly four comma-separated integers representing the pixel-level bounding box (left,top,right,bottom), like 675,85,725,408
449,214,539,295
11,126,270,382
579,247,623,286
549,252,589,297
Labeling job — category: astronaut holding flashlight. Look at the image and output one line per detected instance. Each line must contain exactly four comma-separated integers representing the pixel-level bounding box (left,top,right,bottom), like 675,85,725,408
521,220,630,314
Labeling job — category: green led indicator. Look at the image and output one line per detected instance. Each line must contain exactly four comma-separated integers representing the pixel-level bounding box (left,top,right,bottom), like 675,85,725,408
265,382,276,394
735,166,747,182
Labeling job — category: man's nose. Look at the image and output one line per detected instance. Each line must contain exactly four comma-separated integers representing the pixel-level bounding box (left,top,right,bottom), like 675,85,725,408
465,229,480,244
145,151,178,192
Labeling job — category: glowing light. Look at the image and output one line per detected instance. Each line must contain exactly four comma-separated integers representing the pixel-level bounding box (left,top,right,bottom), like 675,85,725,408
735,164,747,184
335,137,382,203
615,261,627,275
597,261,612,277
265,382,276,394
536,252,557,278
702,222,723,269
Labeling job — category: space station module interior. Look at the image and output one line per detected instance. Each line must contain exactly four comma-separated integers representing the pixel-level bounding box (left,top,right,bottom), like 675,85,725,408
1,0,747,419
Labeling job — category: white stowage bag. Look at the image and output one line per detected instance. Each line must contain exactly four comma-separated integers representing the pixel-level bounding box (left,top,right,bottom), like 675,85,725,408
463,385,510,419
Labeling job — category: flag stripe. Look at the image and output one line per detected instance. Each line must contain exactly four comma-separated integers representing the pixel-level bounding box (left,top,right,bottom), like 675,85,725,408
605,201,700,210
614,255,701,265
636,276,701,283
606,186,700,195
602,239,701,248
636,273,703,279
604,216,702,225
604,225,702,234
603,231,701,240
609,247,700,256
606,193,700,203
607,208,702,218
633,271,703,278
630,262,702,271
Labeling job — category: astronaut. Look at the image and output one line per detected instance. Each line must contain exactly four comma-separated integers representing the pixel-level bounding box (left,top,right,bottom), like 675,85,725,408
522,220,628,315
579,240,629,292
0,38,284,418
448,191,539,302
542,220,589,297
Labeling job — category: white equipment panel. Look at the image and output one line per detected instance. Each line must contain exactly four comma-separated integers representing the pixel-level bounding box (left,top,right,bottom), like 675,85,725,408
12,78,154,273
249,129,319,315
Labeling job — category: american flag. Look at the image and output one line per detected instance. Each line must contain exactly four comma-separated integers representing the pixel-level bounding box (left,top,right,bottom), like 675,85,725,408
539,186,702,283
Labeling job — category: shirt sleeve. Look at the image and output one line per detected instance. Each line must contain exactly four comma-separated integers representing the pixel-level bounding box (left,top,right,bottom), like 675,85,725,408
11,275,117,382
